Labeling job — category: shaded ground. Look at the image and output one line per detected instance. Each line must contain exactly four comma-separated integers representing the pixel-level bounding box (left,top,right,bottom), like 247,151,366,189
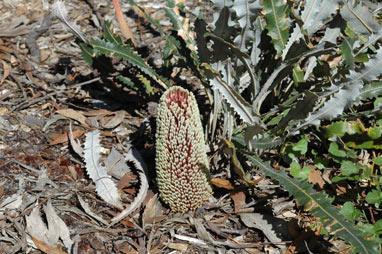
0,0,351,253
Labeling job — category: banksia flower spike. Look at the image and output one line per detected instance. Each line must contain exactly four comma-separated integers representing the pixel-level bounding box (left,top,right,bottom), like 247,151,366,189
155,86,212,213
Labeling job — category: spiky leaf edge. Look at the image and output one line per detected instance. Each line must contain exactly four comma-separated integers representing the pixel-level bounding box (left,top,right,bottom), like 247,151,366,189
244,153,379,254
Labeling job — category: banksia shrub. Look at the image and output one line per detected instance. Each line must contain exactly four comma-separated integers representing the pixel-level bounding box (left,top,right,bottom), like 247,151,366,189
155,86,212,212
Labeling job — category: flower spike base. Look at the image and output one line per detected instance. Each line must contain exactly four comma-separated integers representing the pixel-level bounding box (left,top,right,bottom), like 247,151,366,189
155,86,212,213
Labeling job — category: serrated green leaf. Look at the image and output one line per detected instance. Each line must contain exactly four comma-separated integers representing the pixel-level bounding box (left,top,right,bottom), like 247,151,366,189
244,153,379,254
136,73,154,95
340,37,357,69
115,75,138,91
294,48,382,131
282,0,339,60
357,82,382,102
80,43,95,66
302,0,339,35
127,0,185,65
103,20,123,44
292,64,304,85
209,64,257,124
263,0,290,55
231,135,284,150
341,3,379,34
90,40,169,88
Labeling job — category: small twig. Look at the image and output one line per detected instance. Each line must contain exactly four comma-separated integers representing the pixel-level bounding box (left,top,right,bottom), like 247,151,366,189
12,160,41,174
9,77,100,113
9,73,27,99
26,12,54,63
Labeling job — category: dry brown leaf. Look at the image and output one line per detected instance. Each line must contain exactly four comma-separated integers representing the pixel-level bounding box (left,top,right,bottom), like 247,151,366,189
167,242,188,252
0,107,8,115
56,109,89,128
115,241,139,254
308,168,325,188
0,59,10,85
142,194,163,227
230,191,246,213
117,172,134,190
49,130,84,145
211,178,234,190
210,215,229,223
0,45,13,54
31,237,68,254
113,0,136,46
100,110,125,129
83,109,111,116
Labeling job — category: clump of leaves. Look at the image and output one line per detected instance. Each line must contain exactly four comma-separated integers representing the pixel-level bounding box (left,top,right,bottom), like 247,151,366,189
193,0,382,252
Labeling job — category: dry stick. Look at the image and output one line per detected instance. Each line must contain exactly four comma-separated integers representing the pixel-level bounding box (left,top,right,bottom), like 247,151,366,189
83,0,105,30
9,77,101,113
25,12,54,63
9,73,27,99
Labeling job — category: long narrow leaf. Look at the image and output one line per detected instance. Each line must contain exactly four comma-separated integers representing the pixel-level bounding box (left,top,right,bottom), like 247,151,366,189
244,153,379,254
91,40,169,88
295,48,382,131
84,130,123,209
263,0,290,55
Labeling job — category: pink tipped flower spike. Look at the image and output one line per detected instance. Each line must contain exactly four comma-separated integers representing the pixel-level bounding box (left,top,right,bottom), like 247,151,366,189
155,86,212,212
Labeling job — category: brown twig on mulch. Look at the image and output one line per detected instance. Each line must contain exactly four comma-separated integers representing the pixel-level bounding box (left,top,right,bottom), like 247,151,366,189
25,12,54,63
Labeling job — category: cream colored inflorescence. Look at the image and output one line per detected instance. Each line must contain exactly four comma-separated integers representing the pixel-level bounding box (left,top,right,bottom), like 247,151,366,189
155,86,212,213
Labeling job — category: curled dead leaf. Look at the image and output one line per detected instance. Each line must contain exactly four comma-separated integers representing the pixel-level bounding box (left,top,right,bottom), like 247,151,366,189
56,109,89,128
211,178,234,190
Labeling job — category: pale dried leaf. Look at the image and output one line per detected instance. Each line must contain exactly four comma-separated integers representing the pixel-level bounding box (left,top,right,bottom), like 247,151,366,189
112,0,136,45
0,59,10,85
84,130,123,209
77,195,109,226
43,200,73,250
142,194,163,228
69,122,83,157
240,213,285,245
100,110,125,129
104,147,130,179
50,0,88,42
111,147,149,225
167,242,189,252
56,109,89,128
26,205,50,246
